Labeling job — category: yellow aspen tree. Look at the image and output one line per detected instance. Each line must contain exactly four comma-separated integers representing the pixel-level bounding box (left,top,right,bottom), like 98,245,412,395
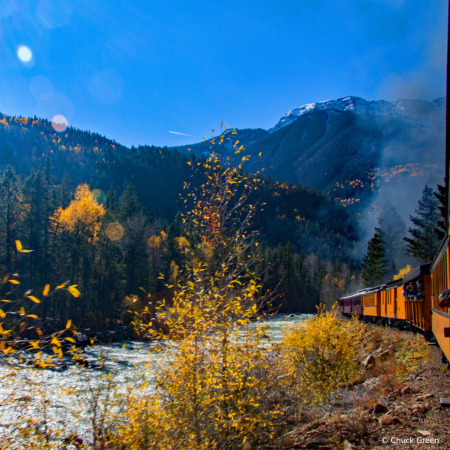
51,183,105,284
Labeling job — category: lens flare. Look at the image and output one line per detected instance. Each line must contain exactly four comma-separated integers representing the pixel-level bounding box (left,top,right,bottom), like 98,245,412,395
106,223,124,241
88,70,123,105
29,76,53,100
51,114,68,132
92,189,107,204
17,46,32,62
38,0,74,28
36,92,74,124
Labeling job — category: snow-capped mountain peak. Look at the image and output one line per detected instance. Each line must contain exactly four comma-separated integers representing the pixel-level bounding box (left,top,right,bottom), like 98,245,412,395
269,96,444,133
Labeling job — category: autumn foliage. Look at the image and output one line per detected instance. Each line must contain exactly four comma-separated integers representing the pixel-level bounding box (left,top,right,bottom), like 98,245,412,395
51,183,105,241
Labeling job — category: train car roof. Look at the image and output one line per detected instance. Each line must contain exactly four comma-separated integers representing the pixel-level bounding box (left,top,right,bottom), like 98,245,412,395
382,279,404,289
339,288,371,300
402,263,431,283
363,285,383,294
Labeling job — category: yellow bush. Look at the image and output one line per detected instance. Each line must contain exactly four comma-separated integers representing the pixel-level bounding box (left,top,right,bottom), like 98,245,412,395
281,305,368,404
111,148,286,449
114,324,280,449
398,333,430,372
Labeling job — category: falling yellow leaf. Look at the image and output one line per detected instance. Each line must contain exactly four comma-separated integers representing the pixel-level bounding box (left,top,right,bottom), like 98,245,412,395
43,284,50,297
64,337,76,343
66,319,72,329
27,296,40,303
8,280,20,285
26,314,39,319
51,336,61,347
15,240,33,253
68,285,80,298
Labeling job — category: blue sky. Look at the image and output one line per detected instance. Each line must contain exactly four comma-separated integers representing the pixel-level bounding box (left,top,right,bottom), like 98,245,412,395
0,0,447,147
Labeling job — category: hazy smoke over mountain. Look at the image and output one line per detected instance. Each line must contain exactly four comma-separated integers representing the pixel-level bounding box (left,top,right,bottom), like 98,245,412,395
355,99,445,262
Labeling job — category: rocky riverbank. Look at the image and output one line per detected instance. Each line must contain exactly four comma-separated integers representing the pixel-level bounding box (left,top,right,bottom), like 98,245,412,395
265,326,450,449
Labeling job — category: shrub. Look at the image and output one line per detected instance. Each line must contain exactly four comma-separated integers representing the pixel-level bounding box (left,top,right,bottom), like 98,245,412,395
281,305,368,404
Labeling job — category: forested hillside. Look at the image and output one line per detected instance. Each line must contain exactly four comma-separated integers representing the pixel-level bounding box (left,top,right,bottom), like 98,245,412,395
0,114,360,326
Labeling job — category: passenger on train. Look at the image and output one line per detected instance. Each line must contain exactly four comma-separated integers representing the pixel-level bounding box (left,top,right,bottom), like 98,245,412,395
416,278,424,301
406,281,417,300
402,283,408,298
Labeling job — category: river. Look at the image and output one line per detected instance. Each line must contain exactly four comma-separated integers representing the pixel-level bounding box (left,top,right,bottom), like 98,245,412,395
0,314,313,447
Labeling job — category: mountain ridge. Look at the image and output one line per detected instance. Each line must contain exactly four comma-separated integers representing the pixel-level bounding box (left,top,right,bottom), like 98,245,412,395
170,95,445,223
270,96,445,132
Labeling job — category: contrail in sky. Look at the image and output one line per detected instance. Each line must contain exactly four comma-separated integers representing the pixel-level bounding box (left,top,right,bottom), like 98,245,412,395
169,131,195,137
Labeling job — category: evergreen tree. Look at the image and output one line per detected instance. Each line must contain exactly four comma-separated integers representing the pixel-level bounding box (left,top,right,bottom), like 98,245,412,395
23,166,48,286
106,183,117,213
42,153,56,289
377,201,407,279
119,182,141,220
361,228,387,287
0,165,23,271
404,185,441,262
59,173,72,208
93,210,126,324
121,213,152,295
433,183,447,241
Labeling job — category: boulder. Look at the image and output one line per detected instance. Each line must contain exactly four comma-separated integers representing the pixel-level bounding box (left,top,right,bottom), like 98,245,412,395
379,415,400,426
416,394,433,401
75,332,89,344
373,403,388,415
363,355,374,367
401,386,411,396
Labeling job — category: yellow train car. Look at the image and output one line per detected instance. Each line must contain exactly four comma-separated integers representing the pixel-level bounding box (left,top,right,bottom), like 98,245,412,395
362,286,382,319
380,285,388,318
431,33,450,364
403,264,432,333
381,279,403,321
394,284,407,321
431,237,450,363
